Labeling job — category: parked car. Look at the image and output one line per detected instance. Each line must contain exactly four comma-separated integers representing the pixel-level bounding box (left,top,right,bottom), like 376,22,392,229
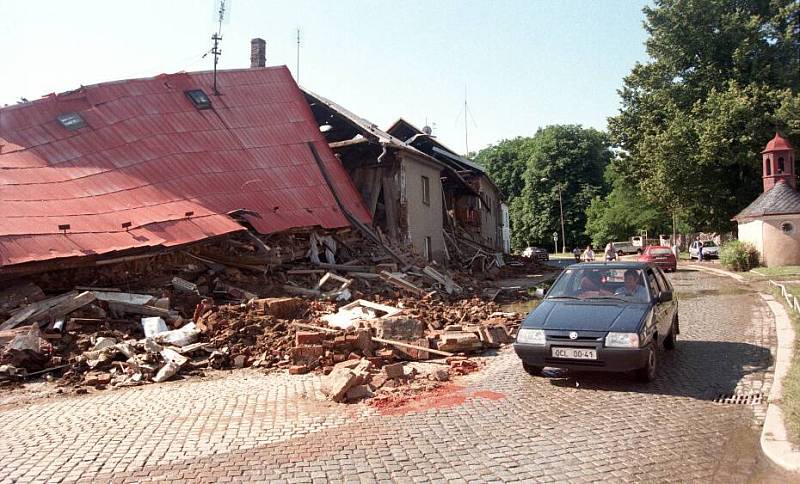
613,241,638,256
638,245,677,272
513,262,679,382
689,240,719,260
522,246,549,261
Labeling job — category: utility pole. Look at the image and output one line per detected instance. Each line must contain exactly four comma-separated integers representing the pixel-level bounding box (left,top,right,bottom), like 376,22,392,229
558,185,566,254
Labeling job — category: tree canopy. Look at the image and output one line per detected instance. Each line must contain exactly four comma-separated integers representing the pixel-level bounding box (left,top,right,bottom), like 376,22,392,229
596,0,800,236
475,125,612,251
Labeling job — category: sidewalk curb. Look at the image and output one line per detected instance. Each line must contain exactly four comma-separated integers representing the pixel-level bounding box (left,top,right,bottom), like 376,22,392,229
683,263,746,282
759,290,800,473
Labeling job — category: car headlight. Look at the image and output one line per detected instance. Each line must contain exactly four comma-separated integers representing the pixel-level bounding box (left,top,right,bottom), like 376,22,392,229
517,328,545,345
605,332,640,348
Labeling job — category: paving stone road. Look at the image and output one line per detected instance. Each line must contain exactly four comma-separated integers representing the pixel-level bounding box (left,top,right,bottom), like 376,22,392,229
0,268,797,483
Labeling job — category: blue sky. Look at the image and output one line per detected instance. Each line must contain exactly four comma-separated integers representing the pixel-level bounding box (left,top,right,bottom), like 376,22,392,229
0,0,650,153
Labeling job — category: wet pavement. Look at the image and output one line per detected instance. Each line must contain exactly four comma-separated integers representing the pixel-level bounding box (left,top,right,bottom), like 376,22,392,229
0,268,796,482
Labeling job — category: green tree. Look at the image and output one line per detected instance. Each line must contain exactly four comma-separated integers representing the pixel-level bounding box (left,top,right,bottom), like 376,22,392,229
473,137,531,200
606,0,800,232
506,125,612,250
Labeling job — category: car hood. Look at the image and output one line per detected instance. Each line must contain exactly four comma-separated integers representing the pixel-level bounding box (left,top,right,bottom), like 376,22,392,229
522,299,649,333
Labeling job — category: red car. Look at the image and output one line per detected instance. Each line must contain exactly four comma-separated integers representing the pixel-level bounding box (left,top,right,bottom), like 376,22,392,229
638,245,677,272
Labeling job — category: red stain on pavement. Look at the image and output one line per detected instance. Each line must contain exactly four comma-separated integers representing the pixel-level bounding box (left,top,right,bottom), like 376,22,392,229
371,385,506,416
472,390,505,401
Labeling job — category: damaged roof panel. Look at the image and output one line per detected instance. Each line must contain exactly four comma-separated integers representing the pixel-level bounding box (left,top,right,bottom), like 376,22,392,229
0,67,370,270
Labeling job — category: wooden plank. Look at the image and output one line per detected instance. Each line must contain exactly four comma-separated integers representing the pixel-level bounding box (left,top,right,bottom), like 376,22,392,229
379,271,426,297
291,322,341,334
371,336,453,357
107,301,177,319
282,285,322,297
0,291,95,331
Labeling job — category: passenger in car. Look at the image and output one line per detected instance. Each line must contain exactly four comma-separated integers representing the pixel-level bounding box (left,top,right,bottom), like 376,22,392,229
579,270,611,296
614,269,648,301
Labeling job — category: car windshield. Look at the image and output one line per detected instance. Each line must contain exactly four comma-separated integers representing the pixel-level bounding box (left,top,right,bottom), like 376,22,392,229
547,267,650,303
702,241,717,247
650,248,672,255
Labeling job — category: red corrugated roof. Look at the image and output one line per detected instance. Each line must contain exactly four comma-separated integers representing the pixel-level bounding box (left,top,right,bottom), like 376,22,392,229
0,67,370,269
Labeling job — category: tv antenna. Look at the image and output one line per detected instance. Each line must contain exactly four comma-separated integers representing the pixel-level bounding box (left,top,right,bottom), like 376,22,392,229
210,0,230,95
455,85,478,154
296,28,301,82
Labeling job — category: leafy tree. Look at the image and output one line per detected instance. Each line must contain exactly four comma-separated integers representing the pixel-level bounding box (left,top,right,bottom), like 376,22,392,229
504,125,612,250
606,0,800,232
473,137,532,200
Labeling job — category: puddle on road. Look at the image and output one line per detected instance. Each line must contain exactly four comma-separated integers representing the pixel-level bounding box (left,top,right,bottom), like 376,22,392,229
502,299,540,315
676,287,753,300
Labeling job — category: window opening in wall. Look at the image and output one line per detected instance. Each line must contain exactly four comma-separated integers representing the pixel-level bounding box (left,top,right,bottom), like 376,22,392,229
781,222,794,234
185,89,212,109
778,157,785,173
421,176,430,206
424,236,433,262
56,113,86,130
766,158,772,175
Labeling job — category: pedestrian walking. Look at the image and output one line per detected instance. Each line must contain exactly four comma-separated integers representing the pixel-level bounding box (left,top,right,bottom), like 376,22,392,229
698,243,704,262
573,246,581,262
582,244,595,262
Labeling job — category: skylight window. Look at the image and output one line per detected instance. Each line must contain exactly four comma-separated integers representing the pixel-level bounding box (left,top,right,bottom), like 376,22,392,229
185,89,211,109
57,113,86,130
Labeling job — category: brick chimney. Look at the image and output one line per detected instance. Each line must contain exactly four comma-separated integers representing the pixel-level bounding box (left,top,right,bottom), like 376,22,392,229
250,38,266,68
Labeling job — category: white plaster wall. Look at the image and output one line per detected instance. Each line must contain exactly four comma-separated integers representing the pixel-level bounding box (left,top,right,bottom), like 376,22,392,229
400,154,445,262
737,219,764,257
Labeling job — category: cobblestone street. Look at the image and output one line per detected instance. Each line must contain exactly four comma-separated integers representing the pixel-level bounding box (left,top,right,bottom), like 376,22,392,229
0,268,796,483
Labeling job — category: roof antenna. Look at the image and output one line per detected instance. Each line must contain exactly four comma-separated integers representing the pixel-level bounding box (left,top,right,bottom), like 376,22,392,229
296,28,301,82
211,0,230,96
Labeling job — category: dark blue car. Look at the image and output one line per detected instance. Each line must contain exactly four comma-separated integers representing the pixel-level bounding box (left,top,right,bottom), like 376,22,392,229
513,262,679,382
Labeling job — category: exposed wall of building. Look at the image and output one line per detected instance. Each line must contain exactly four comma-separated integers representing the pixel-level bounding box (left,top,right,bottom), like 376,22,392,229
737,219,764,259
761,215,800,266
478,177,503,251
399,153,445,262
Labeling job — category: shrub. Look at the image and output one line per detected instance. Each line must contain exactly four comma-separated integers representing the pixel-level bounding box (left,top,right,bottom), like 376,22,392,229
719,240,760,271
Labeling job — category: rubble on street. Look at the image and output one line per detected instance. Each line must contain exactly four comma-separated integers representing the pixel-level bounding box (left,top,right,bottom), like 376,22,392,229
0,231,547,403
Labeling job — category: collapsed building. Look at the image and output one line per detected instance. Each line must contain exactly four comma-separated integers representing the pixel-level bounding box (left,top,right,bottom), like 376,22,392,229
0,53,538,401
0,66,370,278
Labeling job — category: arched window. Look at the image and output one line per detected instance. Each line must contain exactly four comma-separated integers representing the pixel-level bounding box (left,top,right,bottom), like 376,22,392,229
766,158,772,175
778,157,785,173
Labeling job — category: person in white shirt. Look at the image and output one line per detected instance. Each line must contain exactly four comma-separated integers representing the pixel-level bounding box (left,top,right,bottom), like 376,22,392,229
604,242,617,261
582,244,595,262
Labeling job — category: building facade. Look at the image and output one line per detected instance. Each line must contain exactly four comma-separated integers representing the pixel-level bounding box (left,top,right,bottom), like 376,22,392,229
734,133,800,267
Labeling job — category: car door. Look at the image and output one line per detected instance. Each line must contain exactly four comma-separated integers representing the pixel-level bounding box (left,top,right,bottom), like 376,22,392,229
646,268,672,338
654,267,678,327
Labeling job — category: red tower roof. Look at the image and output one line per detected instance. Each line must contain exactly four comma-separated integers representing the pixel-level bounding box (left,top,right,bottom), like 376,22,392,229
762,132,794,153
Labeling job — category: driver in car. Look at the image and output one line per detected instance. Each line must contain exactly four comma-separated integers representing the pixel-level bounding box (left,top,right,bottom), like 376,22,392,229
615,269,648,301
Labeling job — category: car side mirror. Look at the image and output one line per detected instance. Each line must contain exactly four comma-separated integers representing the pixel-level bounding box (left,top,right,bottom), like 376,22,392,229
659,291,673,302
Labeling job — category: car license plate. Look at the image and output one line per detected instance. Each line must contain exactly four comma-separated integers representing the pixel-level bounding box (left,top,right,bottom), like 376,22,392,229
551,347,597,360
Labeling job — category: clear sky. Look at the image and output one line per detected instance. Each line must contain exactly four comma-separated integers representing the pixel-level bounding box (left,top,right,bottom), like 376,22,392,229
0,0,650,154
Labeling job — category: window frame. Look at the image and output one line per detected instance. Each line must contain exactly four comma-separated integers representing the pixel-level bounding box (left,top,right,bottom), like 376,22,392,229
423,236,433,262
421,175,430,206
184,89,212,110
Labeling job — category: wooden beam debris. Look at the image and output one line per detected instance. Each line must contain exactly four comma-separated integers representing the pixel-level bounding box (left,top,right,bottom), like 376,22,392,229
371,336,454,357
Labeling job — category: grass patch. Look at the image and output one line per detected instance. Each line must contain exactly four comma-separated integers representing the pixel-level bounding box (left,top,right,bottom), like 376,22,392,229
752,266,800,280
772,285,800,444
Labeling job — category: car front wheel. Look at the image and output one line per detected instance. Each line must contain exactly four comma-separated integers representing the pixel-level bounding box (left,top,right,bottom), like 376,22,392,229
522,363,542,376
635,345,658,382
